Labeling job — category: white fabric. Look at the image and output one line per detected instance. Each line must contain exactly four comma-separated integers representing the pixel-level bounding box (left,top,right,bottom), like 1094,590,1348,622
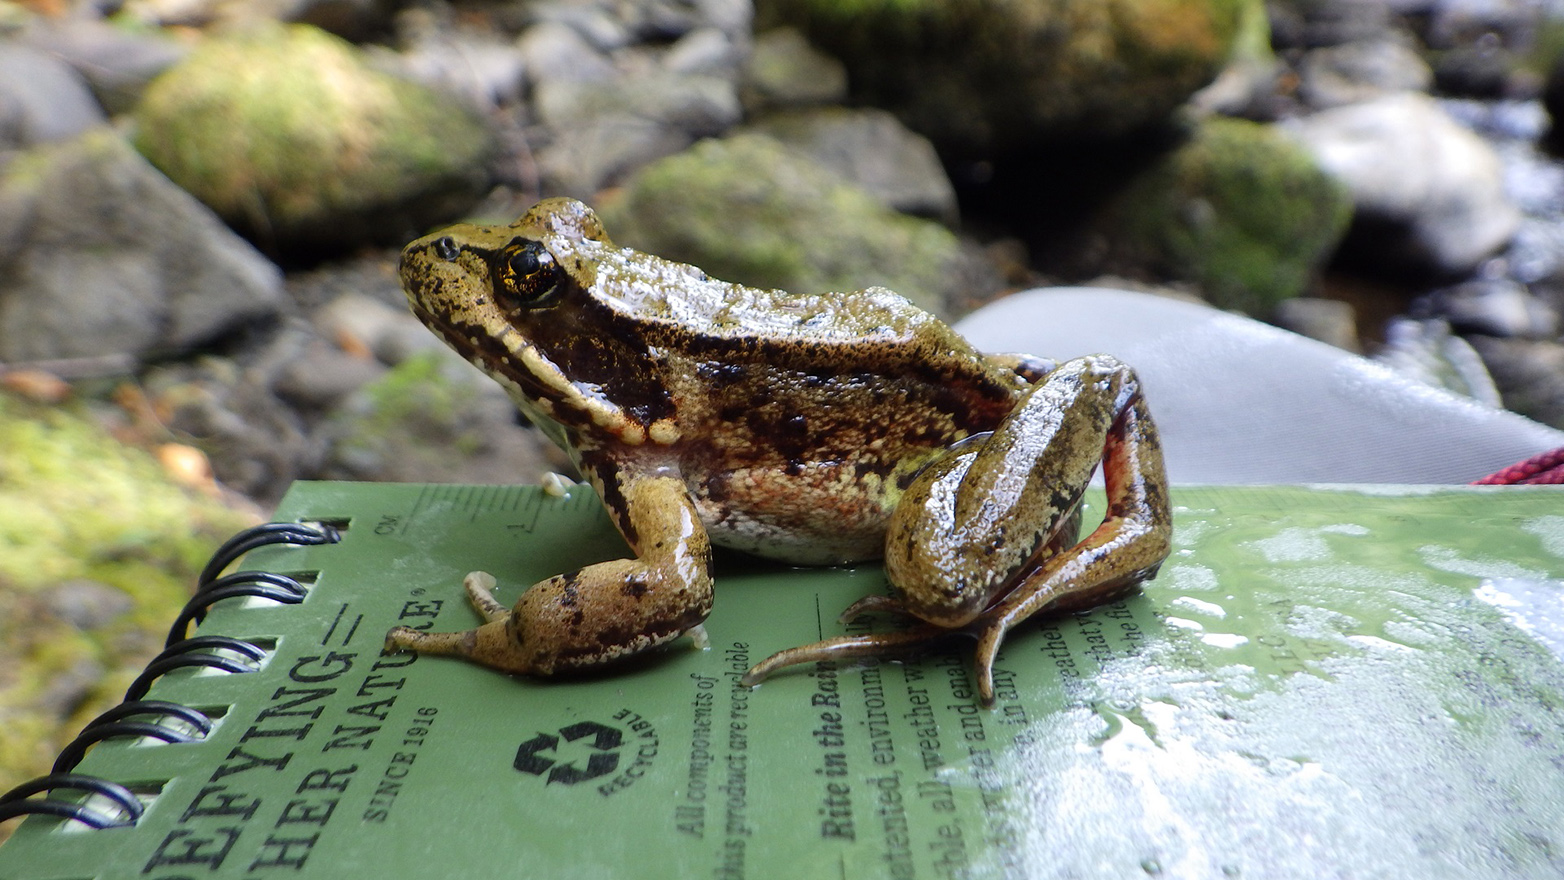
955,287,1564,484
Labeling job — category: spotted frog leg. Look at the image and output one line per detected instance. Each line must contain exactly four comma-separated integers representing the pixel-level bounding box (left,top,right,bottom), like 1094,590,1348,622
385,471,714,675
742,356,1171,706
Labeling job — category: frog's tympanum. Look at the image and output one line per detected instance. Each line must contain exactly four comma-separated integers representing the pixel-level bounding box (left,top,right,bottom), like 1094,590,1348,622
384,198,1171,705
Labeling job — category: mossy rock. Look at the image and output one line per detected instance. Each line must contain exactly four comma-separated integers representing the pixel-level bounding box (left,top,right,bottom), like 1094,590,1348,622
0,395,257,801
132,23,494,261
758,0,1253,154
328,351,487,474
597,133,983,316
1092,116,1353,315
322,350,558,485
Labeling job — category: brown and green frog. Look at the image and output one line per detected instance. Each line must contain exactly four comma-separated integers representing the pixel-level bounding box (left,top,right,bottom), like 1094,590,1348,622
384,197,1171,706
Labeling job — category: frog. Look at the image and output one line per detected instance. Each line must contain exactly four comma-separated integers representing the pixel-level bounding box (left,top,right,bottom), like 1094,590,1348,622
383,197,1171,706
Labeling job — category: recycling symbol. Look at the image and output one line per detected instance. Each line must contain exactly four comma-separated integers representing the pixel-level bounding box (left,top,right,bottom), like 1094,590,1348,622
513,721,622,785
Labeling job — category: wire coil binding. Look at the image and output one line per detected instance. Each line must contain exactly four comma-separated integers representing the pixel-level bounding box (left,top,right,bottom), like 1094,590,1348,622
0,521,339,830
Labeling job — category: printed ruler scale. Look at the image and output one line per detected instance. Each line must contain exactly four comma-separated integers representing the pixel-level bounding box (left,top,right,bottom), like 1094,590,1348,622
1,483,1562,879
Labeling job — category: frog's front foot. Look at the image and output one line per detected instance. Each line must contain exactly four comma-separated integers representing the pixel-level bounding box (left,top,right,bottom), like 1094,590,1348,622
385,473,716,677
384,571,531,673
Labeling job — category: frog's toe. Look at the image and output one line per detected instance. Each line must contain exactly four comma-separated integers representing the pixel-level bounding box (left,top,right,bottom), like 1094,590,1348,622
836,594,910,624
462,571,509,622
384,623,478,659
744,618,1006,707
384,626,414,654
969,622,1006,708
741,625,952,687
687,624,710,650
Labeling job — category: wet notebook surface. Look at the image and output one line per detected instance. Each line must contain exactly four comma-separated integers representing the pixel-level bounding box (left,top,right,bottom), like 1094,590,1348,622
2,482,1561,879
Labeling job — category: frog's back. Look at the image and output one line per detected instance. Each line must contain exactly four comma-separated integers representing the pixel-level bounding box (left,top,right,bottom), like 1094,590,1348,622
587,241,1014,390
584,247,1026,564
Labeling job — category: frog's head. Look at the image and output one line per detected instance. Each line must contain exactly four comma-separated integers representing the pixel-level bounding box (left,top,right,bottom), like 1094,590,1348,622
398,197,611,333
398,198,674,442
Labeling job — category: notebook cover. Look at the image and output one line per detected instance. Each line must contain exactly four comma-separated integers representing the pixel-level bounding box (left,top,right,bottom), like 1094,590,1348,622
1,482,1561,879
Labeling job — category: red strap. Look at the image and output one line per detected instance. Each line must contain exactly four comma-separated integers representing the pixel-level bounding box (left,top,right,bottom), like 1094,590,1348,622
1472,446,1564,485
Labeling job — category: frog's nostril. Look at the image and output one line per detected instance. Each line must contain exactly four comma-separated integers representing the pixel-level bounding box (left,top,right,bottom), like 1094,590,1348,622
433,236,460,261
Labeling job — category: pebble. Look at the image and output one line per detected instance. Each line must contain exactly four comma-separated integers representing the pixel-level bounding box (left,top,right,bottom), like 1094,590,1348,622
665,27,742,75
517,19,616,85
17,18,186,114
751,107,958,221
1376,317,1503,407
1294,38,1432,108
1426,277,1560,339
385,32,528,111
741,27,847,110
1468,335,1564,428
1433,35,1512,99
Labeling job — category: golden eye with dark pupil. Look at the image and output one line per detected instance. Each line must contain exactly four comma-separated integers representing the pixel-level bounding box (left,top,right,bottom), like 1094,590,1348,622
493,240,563,309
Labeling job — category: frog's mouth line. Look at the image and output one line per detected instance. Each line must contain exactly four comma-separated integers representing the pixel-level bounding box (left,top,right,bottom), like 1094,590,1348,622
408,300,557,407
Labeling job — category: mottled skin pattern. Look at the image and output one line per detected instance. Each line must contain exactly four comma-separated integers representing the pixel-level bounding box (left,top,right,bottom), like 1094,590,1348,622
383,198,1172,705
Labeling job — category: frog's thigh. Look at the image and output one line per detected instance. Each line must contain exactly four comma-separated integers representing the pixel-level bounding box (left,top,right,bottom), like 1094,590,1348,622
885,355,1128,627
966,357,1170,694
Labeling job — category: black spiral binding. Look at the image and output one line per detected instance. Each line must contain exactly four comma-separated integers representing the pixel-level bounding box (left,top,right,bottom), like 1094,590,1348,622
0,520,339,830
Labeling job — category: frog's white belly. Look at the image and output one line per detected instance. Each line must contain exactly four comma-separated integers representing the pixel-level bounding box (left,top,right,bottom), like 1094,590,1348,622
687,465,891,566
699,505,885,565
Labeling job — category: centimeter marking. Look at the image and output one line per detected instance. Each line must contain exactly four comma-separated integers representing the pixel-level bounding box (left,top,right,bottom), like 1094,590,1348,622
404,482,606,535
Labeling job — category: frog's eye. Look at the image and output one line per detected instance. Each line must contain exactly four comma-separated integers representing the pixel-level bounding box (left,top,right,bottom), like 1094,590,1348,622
494,241,564,309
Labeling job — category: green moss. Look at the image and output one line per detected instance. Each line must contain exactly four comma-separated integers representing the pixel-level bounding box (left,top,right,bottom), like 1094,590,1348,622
1101,116,1352,314
0,394,257,795
366,351,472,446
330,351,491,469
758,0,1249,150
1519,18,1564,79
0,400,253,590
598,133,963,315
131,23,492,255
1227,0,1274,66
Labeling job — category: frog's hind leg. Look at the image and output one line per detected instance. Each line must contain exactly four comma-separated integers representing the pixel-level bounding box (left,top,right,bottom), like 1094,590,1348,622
960,375,1169,703
742,505,1088,685
745,355,1170,706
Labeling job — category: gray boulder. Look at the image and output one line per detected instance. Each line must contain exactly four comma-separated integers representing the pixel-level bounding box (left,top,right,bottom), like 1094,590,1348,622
0,130,284,364
750,107,957,221
1284,92,1520,277
598,132,994,316
0,44,106,149
758,0,1250,153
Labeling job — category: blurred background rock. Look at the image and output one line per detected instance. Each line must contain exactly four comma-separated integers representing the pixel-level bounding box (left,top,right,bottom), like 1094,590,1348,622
5,0,1564,814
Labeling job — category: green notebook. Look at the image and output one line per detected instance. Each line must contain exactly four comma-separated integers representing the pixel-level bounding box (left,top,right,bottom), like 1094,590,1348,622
1,483,1562,879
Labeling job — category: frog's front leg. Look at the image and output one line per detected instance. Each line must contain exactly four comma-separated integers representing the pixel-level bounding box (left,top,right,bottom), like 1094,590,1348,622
385,471,713,675
744,355,1171,706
